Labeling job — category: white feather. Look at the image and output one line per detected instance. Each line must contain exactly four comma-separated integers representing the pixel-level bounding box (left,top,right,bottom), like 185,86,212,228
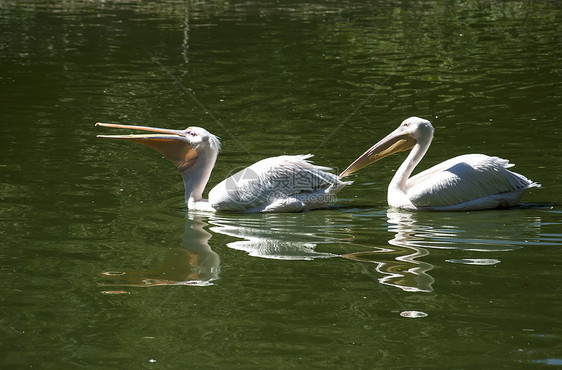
407,154,538,208
209,154,351,212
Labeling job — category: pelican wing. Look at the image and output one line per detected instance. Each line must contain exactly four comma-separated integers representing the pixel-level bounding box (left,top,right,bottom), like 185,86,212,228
407,154,538,208
209,154,347,212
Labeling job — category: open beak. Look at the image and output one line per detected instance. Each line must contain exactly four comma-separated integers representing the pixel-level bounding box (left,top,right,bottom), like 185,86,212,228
339,126,416,178
96,122,199,171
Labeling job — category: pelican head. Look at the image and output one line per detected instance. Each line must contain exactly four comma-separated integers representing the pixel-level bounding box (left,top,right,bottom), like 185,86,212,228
339,117,433,178
181,126,221,154
96,122,220,172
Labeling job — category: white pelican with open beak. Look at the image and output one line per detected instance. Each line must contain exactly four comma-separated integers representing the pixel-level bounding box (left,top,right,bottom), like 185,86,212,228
96,123,351,212
339,117,540,211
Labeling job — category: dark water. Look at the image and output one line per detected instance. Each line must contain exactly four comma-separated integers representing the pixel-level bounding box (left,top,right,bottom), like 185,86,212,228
1,0,561,368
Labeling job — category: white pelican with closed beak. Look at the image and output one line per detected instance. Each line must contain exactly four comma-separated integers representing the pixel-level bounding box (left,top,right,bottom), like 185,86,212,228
339,117,540,211
96,123,351,213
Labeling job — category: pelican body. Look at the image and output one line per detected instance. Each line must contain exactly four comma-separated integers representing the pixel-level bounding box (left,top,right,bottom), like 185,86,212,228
339,117,540,211
96,123,350,213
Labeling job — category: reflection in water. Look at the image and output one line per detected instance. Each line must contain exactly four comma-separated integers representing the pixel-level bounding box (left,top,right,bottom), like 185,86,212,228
207,213,339,260
343,208,544,293
343,209,435,293
99,212,341,292
99,205,546,294
99,215,220,291
445,258,500,265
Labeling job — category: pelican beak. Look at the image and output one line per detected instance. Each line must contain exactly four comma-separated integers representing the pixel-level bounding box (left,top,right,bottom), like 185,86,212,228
339,126,416,178
96,122,199,171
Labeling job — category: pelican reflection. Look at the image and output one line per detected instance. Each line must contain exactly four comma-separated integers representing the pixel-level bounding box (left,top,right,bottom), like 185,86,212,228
100,214,220,290
99,212,344,292
343,209,435,292
342,208,544,292
207,212,342,260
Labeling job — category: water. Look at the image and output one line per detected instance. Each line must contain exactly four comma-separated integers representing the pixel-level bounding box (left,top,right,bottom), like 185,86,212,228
1,0,561,368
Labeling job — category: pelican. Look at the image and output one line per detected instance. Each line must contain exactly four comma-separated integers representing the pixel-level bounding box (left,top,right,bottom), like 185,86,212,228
339,117,540,211
96,123,351,212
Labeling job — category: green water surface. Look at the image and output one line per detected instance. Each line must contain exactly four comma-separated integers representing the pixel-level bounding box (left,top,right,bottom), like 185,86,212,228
1,1,561,368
